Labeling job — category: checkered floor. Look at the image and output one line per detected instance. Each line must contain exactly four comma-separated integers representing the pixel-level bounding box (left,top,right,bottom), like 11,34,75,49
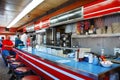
0,54,11,80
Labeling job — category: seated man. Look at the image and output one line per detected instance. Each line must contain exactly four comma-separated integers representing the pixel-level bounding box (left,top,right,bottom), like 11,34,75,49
2,35,15,66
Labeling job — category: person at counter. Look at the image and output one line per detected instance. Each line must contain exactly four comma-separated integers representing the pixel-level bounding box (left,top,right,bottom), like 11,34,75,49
26,35,31,47
26,35,32,52
0,37,4,47
21,32,27,48
15,35,24,48
0,37,4,53
1,37,4,42
2,35,15,66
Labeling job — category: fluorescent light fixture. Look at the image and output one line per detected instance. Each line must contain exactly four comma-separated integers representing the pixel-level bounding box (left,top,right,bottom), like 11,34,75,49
7,0,44,28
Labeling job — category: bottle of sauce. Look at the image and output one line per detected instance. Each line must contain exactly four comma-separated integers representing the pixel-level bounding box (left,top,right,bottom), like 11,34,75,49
100,49,106,61
93,55,99,65
88,53,93,63
88,25,94,34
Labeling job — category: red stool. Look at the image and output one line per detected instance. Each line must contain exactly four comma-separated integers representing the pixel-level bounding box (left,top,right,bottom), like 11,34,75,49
21,75,41,80
7,57,17,68
14,67,31,80
15,67,31,74
11,61,25,68
6,55,15,59
12,62,22,65
7,58,16,63
8,61,24,74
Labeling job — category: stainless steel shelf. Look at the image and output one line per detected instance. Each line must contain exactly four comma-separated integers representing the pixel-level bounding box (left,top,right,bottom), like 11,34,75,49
71,33,120,38
43,45,78,50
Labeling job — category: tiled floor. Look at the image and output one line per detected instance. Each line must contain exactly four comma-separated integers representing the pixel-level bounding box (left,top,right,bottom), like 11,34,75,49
0,54,11,80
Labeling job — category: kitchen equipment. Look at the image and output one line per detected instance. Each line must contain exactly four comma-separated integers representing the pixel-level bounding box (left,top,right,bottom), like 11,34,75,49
56,32,60,46
60,33,71,47
79,48,91,61
114,48,120,56
79,48,91,57
75,49,79,62
83,55,89,62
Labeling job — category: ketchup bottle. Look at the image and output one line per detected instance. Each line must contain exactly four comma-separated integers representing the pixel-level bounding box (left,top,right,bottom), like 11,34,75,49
100,49,106,61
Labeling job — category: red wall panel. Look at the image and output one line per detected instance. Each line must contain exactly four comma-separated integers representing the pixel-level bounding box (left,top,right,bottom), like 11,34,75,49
23,27,26,32
0,27,17,35
41,19,50,29
0,27,5,32
34,21,41,30
84,0,120,19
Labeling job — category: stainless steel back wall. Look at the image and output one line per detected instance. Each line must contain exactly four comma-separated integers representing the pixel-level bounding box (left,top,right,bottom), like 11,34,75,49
72,37,120,56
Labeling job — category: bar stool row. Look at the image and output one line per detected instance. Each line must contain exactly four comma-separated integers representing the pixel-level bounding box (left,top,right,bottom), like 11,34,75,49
6,55,41,80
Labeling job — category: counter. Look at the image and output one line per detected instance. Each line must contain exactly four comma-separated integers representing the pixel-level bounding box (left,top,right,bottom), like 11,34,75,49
13,48,120,80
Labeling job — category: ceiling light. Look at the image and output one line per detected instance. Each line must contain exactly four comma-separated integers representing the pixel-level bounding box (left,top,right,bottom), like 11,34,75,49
7,0,44,28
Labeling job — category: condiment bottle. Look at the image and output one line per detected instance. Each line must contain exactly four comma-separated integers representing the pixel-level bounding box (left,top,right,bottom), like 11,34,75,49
88,53,93,63
100,49,106,61
93,55,99,65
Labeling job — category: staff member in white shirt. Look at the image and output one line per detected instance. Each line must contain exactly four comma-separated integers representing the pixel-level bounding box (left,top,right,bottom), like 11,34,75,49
21,32,27,48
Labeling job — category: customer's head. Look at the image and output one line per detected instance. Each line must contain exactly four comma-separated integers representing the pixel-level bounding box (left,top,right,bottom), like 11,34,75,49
6,35,10,40
17,35,20,38
1,37,4,40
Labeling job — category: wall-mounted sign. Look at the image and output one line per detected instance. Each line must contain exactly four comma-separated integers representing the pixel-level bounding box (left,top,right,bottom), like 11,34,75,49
35,29,46,33
84,0,120,19
33,19,50,31
34,21,41,30
26,24,34,32
41,19,50,29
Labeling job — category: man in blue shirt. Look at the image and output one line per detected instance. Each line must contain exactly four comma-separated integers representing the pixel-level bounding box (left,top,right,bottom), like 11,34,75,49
15,35,24,48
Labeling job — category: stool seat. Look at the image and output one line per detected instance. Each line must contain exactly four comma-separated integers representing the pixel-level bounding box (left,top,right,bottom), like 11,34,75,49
7,58,16,62
10,61,24,69
9,58,16,61
7,58,16,64
15,67,31,73
6,55,15,59
12,62,22,65
21,75,41,80
8,61,23,74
